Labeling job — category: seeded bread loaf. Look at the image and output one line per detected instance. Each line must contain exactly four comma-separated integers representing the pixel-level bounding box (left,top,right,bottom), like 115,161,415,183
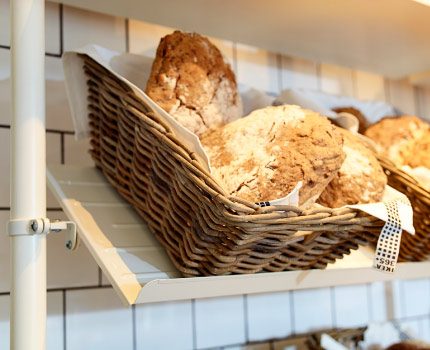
318,128,387,208
200,105,345,205
145,31,242,135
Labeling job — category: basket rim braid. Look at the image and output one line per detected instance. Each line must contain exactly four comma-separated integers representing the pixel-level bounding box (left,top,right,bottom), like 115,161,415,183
378,155,430,262
81,54,384,276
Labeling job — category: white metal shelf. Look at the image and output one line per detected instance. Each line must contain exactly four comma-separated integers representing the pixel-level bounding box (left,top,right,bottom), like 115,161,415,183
47,164,430,306
51,0,430,81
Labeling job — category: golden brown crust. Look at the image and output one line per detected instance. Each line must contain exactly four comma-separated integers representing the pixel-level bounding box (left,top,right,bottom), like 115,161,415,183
332,106,369,134
406,130,430,168
145,31,242,135
318,128,387,208
201,105,345,205
364,115,429,166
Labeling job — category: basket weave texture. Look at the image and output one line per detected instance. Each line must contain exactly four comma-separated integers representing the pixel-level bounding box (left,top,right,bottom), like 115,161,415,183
378,156,430,261
82,55,383,276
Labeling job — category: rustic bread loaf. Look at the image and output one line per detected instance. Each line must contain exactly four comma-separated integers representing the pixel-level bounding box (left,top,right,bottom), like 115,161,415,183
364,115,429,167
200,105,345,205
405,129,430,168
145,30,242,135
318,128,387,208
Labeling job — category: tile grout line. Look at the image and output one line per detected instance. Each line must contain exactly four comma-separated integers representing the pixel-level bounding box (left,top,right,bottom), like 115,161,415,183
289,291,296,335
384,78,391,104
0,123,75,134
132,304,137,350
59,3,64,56
0,44,62,58
400,281,407,319
63,290,67,350
0,284,114,296
0,207,62,211
351,69,358,98
98,268,103,286
413,86,421,117
60,133,65,164
384,281,395,321
191,299,198,350
232,42,238,76
243,295,249,343
330,287,337,328
366,283,374,322
316,62,322,91
125,18,130,53
276,53,283,93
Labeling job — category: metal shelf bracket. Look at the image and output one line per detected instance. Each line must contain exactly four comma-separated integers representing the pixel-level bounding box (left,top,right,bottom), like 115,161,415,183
8,218,78,250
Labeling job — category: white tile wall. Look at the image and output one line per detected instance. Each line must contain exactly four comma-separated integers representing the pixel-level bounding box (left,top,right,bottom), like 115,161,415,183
195,296,246,349
1,2,428,350
0,1,61,54
0,294,9,350
64,135,93,166
0,291,64,350
0,128,60,208
47,211,99,289
415,87,430,121
0,48,9,80
46,291,65,350
421,317,430,342
320,63,355,97
224,344,271,350
66,288,133,350
386,78,417,115
280,55,318,90
354,70,386,102
136,300,193,350
292,288,333,333
235,43,279,94
63,5,126,52
129,20,174,57
247,292,292,341
368,282,388,323
333,285,369,327
0,211,9,293
401,279,430,318
392,280,404,320
0,52,74,131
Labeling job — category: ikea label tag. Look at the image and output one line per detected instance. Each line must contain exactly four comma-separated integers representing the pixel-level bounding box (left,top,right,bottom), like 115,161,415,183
373,200,404,273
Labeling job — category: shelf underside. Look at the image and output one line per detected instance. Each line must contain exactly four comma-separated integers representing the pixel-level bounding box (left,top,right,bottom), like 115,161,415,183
52,0,430,80
47,164,430,305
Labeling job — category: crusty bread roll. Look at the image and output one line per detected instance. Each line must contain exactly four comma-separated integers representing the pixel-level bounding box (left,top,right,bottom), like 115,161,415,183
145,30,242,135
200,105,345,205
364,115,429,167
332,106,369,134
318,128,387,208
405,129,430,168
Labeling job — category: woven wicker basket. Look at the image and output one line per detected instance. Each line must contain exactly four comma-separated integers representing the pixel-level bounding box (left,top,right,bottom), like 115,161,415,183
378,156,430,261
81,55,385,276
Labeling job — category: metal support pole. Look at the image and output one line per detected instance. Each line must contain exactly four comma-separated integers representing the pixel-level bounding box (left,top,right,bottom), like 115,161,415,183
10,0,46,349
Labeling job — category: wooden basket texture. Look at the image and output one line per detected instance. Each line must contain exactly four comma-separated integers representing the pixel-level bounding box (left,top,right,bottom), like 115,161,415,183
378,156,430,261
81,55,384,276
